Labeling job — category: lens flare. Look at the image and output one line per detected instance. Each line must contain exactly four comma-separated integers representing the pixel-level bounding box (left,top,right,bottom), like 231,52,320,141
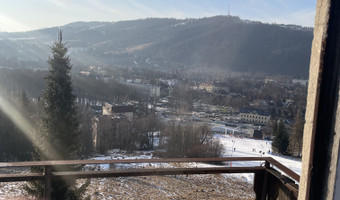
0,92,62,161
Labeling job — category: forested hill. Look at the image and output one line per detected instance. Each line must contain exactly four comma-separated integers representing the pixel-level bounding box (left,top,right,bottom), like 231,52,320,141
0,16,313,77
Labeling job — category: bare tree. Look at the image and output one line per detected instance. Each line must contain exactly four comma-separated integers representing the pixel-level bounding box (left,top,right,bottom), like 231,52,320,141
134,113,159,150
162,122,223,158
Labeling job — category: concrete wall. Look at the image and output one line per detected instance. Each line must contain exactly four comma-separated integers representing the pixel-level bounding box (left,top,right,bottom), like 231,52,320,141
299,0,340,199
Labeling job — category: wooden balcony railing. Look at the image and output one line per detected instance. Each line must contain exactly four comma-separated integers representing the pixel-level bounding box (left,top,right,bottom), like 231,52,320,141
0,157,299,200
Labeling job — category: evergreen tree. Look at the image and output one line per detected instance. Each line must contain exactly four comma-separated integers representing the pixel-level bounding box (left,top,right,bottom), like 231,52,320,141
271,120,278,136
272,120,289,154
0,107,14,161
288,109,304,156
25,31,88,199
19,90,30,111
0,93,33,161
32,31,80,160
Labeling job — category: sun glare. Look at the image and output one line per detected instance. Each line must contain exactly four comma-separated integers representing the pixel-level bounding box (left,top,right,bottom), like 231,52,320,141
0,91,61,160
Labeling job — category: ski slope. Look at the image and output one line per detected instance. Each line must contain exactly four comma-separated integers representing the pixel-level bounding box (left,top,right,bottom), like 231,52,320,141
214,134,302,182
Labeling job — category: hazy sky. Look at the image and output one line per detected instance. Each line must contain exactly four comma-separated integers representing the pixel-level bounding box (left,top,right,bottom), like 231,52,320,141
0,0,317,32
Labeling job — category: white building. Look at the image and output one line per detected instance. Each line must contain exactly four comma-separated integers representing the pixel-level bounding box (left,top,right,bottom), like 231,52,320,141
239,108,271,124
198,83,214,92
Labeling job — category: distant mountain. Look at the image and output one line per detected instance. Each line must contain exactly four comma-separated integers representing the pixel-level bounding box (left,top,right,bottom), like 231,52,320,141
0,16,313,77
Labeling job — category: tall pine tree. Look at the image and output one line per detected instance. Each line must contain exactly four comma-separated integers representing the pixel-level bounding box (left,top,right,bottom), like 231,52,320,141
25,31,88,199
272,120,289,154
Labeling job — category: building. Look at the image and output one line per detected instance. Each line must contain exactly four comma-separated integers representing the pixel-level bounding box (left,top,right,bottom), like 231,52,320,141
210,126,227,134
92,115,115,153
102,102,135,120
251,129,263,139
123,82,161,97
92,116,132,153
264,78,277,84
198,83,214,92
214,86,230,94
91,102,136,153
239,108,271,124
213,82,230,94
79,71,91,76
292,79,308,87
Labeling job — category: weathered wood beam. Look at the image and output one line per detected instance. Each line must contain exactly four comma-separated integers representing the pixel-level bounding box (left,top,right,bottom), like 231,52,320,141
0,166,265,182
0,157,268,167
0,173,44,182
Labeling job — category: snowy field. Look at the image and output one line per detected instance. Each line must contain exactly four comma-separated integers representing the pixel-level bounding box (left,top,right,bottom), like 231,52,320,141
216,134,301,173
213,134,302,182
87,134,301,184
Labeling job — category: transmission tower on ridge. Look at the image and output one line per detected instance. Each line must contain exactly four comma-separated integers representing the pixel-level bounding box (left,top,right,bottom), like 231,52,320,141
228,4,230,16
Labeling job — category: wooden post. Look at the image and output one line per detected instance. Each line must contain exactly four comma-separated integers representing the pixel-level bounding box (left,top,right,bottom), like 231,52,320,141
254,171,266,200
278,181,297,200
43,166,52,200
261,171,269,200
260,161,270,200
254,161,280,200
267,173,279,200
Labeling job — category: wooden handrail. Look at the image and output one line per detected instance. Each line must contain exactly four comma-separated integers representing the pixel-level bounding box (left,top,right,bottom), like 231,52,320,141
266,169,299,197
0,157,300,200
0,173,44,182
0,157,267,167
265,157,300,182
0,157,299,182
0,166,265,182
52,166,266,179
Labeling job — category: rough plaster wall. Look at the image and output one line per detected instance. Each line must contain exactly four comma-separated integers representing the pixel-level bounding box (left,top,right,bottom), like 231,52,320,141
333,90,340,199
298,0,330,200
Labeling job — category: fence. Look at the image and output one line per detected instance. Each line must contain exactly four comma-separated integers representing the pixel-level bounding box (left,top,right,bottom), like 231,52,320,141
0,157,299,200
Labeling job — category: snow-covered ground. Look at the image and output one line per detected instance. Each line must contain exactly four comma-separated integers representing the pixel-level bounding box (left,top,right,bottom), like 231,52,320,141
86,135,301,184
84,150,173,171
214,134,302,182
0,135,301,199
216,134,301,173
